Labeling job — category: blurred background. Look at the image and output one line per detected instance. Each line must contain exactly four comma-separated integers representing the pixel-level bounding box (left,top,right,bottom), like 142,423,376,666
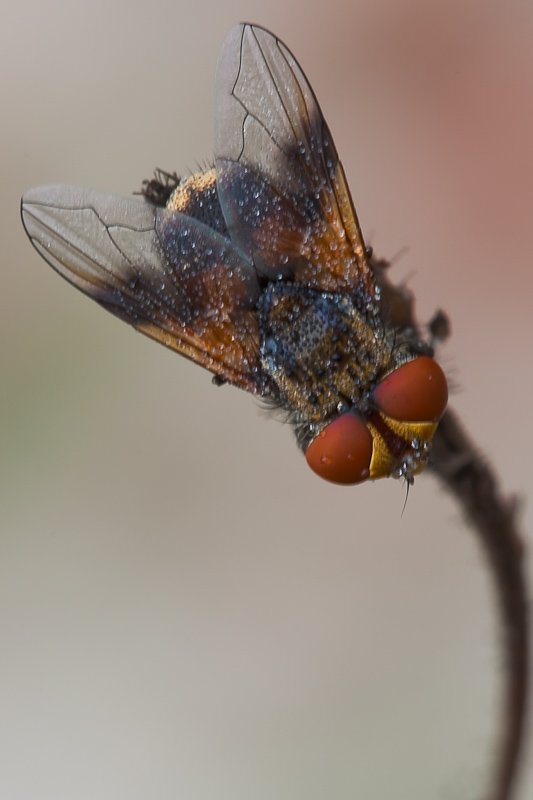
2,0,532,798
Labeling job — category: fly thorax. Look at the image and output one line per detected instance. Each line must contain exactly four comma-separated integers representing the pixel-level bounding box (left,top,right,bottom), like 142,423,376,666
258,282,393,425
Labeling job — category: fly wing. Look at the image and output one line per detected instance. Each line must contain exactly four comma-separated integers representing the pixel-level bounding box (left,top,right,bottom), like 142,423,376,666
21,185,264,392
214,23,376,302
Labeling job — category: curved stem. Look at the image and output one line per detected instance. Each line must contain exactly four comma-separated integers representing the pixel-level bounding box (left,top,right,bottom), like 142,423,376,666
430,410,529,800
374,258,530,799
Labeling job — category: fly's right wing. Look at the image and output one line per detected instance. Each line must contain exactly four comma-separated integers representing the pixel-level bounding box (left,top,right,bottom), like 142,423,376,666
21,185,264,392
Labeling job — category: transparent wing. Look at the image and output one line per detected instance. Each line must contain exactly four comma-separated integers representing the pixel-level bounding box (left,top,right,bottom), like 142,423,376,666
21,185,264,392
214,23,376,302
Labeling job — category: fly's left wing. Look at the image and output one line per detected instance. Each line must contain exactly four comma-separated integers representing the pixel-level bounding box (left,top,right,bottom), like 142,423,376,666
214,23,376,304
21,185,264,392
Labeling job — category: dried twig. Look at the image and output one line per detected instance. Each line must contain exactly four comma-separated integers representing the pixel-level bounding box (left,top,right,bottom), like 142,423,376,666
374,257,530,800
431,411,529,800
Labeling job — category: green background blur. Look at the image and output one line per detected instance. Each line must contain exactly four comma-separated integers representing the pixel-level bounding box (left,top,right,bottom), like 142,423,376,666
2,0,532,798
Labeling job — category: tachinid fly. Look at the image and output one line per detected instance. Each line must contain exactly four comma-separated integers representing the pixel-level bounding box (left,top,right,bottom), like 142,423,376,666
21,23,447,485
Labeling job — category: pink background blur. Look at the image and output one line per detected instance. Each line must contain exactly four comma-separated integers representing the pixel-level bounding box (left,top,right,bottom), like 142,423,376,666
2,1,532,798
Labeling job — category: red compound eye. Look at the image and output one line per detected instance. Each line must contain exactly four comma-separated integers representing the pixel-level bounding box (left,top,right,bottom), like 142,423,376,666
374,356,448,422
305,413,373,485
